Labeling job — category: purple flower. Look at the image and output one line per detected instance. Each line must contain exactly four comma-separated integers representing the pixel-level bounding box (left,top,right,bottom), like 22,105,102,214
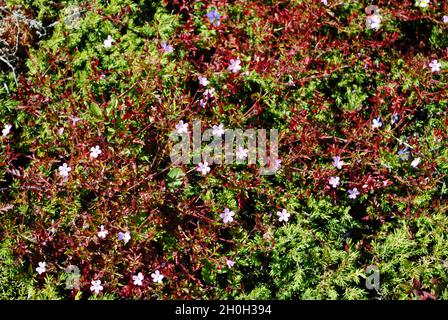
390,113,399,125
161,41,174,53
332,156,344,170
398,148,410,161
206,9,221,27
220,208,235,224
348,188,360,199
372,117,382,129
226,259,235,268
118,231,131,244
228,58,242,73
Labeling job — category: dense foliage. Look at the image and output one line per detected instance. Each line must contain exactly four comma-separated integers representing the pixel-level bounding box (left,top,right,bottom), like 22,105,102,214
0,0,447,300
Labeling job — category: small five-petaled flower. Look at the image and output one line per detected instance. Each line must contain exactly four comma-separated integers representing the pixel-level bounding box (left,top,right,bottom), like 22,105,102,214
429,59,441,73
90,145,102,158
228,58,242,73
103,35,114,49
220,207,235,224
161,41,174,53
58,163,71,178
212,124,225,136
197,161,211,175
198,76,210,87
2,124,12,137
90,280,104,294
236,146,248,160
36,262,46,275
118,231,131,244
133,272,144,286
97,225,108,239
226,259,235,268
366,13,382,30
332,156,344,170
372,117,382,129
204,88,215,99
206,9,221,27
411,157,421,168
348,188,360,199
277,209,290,222
151,270,164,283
175,120,189,134
329,176,340,188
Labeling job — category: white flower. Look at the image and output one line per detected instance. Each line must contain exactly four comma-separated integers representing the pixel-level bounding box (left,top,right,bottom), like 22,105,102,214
212,124,225,136
197,161,211,175
329,176,340,188
226,259,235,268
236,146,248,160
429,59,441,73
321,0,328,5
58,163,71,178
198,76,209,87
118,231,131,244
175,120,189,134
372,117,382,129
443,16,448,24
97,225,108,239
2,124,12,137
151,270,164,284
277,209,290,222
366,14,382,30
220,207,235,224
228,58,242,73
332,156,344,170
90,145,102,158
348,188,360,199
58,127,64,135
132,272,144,286
411,157,421,168
36,262,46,275
103,35,114,49
204,88,215,99
415,0,430,8
90,280,103,294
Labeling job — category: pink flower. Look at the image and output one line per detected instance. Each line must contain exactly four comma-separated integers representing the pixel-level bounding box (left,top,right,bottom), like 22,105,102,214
132,272,144,286
236,146,248,160
228,58,242,73
332,156,344,170
198,76,209,86
118,231,131,244
197,161,211,175
226,259,235,268
151,270,164,283
220,208,235,223
348,188,360,199
36,262,46,275
329,176,340,188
